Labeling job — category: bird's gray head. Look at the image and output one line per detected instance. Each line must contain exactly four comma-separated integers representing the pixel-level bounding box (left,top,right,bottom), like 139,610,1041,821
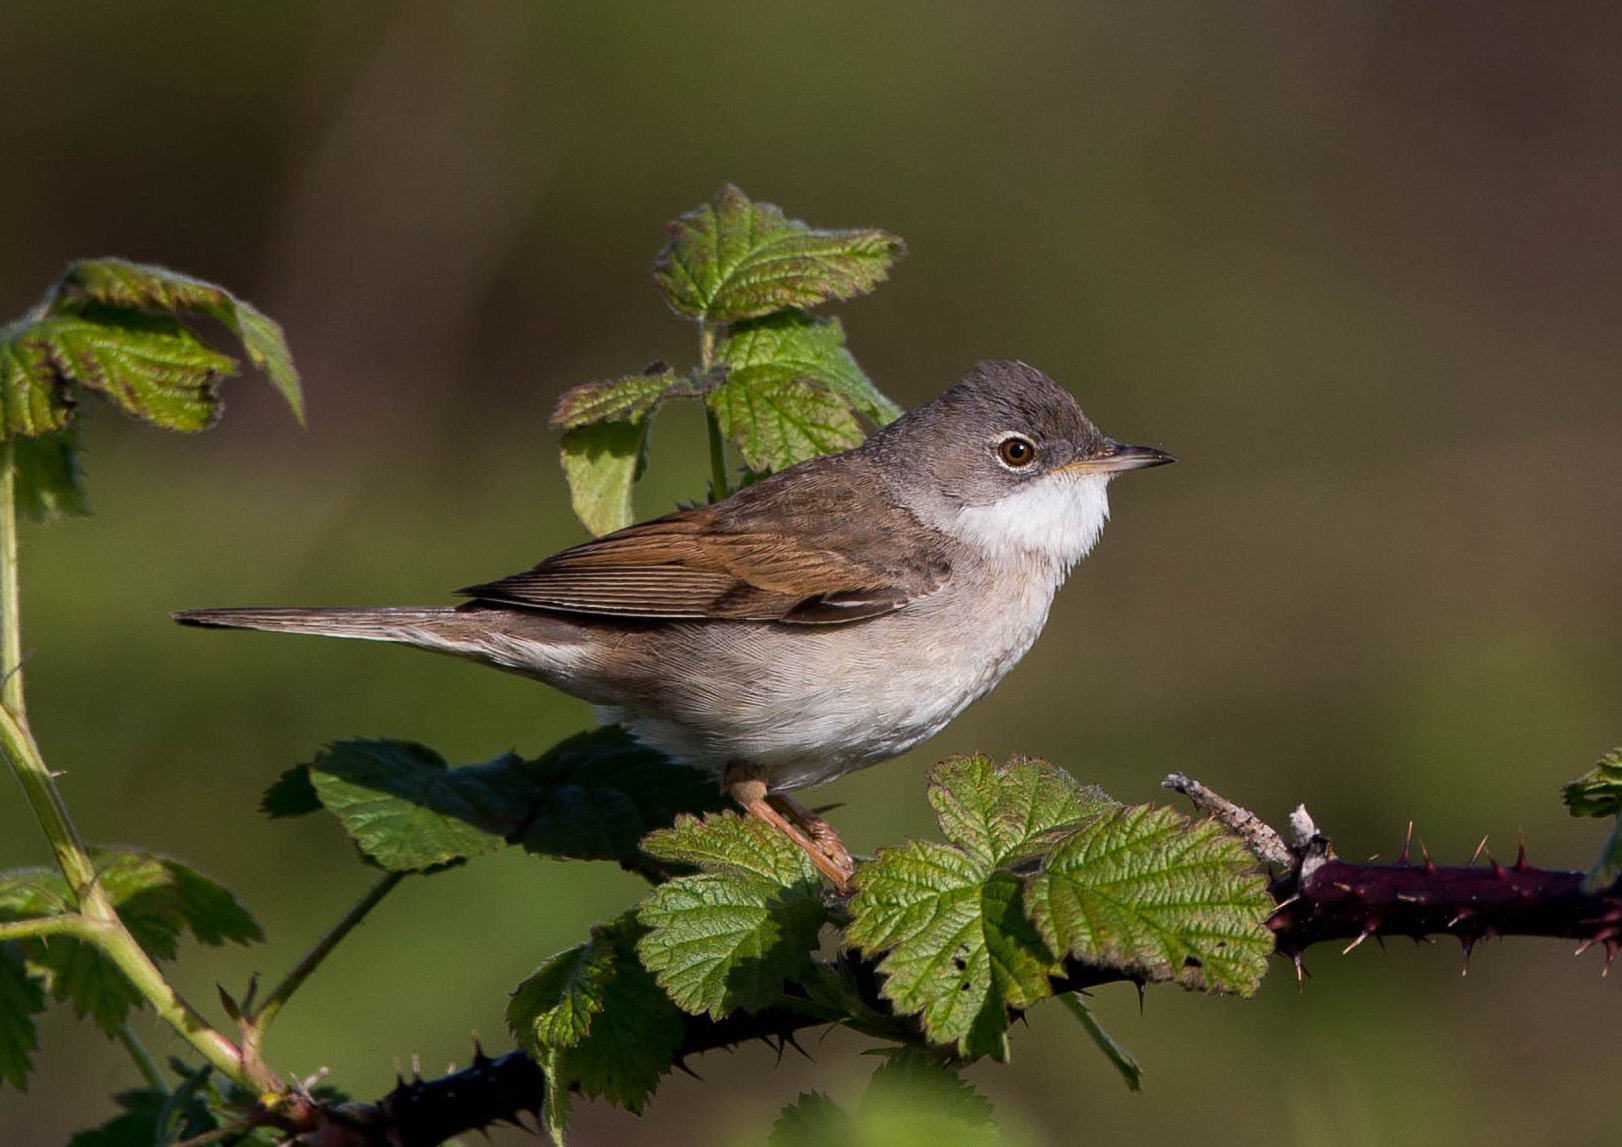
864,360,1174,569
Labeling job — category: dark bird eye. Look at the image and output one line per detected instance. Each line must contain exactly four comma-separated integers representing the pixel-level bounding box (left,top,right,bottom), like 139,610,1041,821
997,435,1037,468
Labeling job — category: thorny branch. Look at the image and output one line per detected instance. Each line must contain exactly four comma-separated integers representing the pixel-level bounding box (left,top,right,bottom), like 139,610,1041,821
271,777,1622,1146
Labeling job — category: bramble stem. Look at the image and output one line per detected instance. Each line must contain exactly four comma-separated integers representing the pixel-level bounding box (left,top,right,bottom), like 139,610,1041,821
698,321,730,499
0,442,255,1090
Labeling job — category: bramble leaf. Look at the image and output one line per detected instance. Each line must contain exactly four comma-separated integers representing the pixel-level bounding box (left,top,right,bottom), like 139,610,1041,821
1562,748,1622,818
928,754,1111,868
636,814,825,1018
847,842,1055,1060
549,365,701,431
654,184,904,322
53,257,303,424
516,726,728,869
710,311,900,472
0,944,45,1091
559,420,648,536
770,1051,998,1147
301,740,519,872
507,911,682,1143
13,428,90,521
1024,804,1273,994
65,1081,219,1147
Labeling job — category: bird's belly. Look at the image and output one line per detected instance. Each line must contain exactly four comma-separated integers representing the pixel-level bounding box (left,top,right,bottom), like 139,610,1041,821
597,577,1055,791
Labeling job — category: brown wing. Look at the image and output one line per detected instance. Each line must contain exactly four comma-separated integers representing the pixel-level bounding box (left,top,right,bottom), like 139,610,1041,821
459,456,952,625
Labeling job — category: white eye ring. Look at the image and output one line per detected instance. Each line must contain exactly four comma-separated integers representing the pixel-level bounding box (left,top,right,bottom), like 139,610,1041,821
995,435,1038,469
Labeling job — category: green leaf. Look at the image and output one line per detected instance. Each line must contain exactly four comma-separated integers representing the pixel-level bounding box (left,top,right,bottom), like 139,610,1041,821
654,184,905,322
709,311,901,472
846,756,1108,1058
0,944,45,1090
636,814,825,1018
1562,748,1622,817
559,420,648,536
928,754,1112,869
847,843,1055,1060
516,727,728,869
304,740,519,872
0,868,72,920
1058,992,1142,1091
771,1052,999,1147
24,852,262,1036
54,258,303,424
1025,804,1273,995
549,365,705,431
508,911,683,1143
13,427,90,521
717,311,900,422
0,318,77,436
770,1091,852,1146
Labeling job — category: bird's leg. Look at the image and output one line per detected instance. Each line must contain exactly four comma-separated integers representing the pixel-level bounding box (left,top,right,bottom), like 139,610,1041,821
723,766,856,894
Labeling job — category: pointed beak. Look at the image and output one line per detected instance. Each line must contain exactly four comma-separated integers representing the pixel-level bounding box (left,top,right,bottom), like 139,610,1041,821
1063,440,1177,475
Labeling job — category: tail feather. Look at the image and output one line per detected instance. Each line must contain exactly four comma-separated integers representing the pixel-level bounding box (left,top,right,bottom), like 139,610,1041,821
172,606,459,642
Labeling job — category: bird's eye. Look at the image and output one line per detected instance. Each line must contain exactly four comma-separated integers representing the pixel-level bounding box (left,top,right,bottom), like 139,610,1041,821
997,435,1038,468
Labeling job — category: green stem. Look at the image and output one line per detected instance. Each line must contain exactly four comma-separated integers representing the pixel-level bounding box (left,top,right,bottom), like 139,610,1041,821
242,871,406,1068
0,440,21,718
118,1024,168,1092
0,912,100,943
0,443,254,1090
698,320,730,499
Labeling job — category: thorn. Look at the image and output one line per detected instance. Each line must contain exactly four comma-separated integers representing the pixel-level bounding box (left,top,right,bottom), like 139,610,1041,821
411,1053,422,1082
1459,933,1474,974
1447,909,1473,929
471,1035,490,1067
1266,894,1300,920
1515,833,1529,871
1419,838,1437,875
1398,822,1414,865
1606,940,1619,975
1491,855,1507,879
1136,980,1146,1014
673,1057,701,1081
1576,937,1597,956
1342,927,1377,955
1469,836,1489,866
1292,953,1309,987
783,1032,811,1061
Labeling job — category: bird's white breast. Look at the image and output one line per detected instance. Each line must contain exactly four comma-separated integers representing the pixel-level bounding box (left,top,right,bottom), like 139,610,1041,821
950,472,1113,577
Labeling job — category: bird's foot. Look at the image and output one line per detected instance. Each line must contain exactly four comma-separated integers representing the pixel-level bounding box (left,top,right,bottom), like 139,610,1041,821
724,774,857,894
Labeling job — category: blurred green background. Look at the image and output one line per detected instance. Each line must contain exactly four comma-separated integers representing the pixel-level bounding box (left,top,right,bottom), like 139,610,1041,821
3,3,1620,1143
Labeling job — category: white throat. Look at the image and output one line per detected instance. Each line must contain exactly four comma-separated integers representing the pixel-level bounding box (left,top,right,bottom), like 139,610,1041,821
950,472,1113,573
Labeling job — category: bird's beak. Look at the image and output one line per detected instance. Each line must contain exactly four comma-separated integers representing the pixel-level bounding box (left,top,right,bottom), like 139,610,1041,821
1062,440,1177,474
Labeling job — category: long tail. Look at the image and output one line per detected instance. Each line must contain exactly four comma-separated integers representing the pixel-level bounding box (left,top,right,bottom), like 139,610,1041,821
173,606,460,642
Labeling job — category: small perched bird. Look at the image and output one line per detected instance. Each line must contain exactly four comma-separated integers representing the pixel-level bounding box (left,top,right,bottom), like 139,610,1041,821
177,360,1173,891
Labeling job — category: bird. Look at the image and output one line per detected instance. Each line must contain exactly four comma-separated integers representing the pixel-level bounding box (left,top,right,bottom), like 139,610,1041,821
175,360,1174,892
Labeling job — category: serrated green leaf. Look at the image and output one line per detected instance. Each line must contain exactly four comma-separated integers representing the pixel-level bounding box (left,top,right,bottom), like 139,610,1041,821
847,840,1055,1060
0,868,72,920
1058,992,1142,1091
928,754,1113,869
770,1091,852,1146
32,932,144,1036
0,944,46,1090
0,317,75,436
305,740,519,872
1025,805,1273,995
708,374,863,474
508,911,682,1143
716,311,900,421
1563,748,1622,817
654,184,905,322
259,763,322,818
54,257,303,425
17,312,236,432
550,366,696,431
559,420,648,536
517,727,728,868
859,1049,997,1136
161,860,263,947
636,814,824,1017
13,427,90,521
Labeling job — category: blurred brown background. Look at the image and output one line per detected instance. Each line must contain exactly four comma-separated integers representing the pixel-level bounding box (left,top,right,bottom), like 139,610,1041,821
2,3,1620,1143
